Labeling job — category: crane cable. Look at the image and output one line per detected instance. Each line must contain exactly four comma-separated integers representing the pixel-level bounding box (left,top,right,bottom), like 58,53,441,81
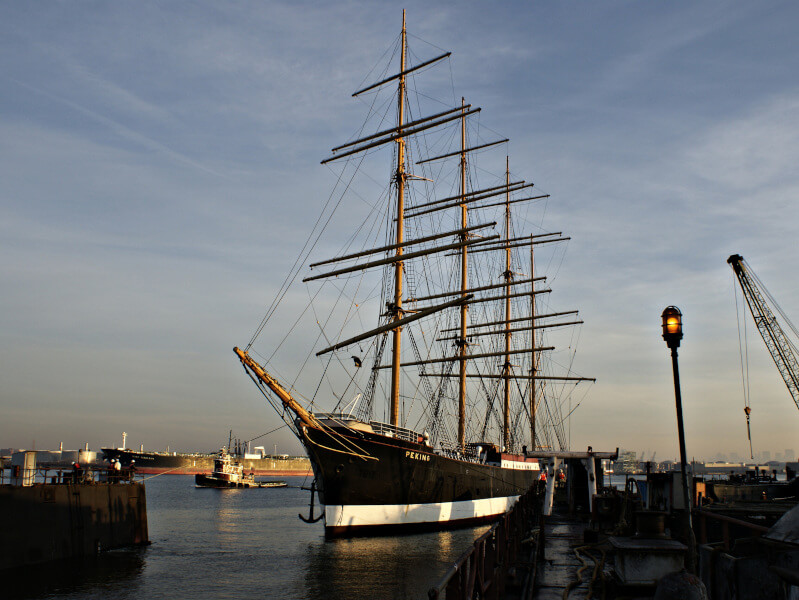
748,262,799,351
734,273,754,459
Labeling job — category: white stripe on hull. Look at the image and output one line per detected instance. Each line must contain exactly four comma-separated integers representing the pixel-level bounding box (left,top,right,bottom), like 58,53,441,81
325,495,520,528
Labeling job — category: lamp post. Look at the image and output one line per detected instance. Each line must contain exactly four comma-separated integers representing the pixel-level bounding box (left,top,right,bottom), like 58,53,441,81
661,305,695,571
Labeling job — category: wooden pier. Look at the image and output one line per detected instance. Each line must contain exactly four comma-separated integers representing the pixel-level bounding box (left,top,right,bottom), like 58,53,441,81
429,449,619,600
531,511,606,599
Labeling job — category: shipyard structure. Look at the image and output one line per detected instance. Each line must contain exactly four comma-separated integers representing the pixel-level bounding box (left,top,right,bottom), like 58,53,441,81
0,451,148,571
100,446,311,476
1,437,312,477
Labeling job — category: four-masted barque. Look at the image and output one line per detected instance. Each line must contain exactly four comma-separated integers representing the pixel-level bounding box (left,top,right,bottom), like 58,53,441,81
235,12,594,537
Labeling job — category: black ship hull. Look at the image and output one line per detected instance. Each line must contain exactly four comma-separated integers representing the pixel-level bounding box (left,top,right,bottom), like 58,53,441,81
299,422,539,537
101,448,311,476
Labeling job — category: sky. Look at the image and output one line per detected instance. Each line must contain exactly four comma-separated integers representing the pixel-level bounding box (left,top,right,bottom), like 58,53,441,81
1,1,798,461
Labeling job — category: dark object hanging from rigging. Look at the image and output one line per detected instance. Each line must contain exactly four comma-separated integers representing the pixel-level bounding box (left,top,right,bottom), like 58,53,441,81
728,254,799,410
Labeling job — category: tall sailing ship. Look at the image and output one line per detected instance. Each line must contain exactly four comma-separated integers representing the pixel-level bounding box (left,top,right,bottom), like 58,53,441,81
235,13,594,537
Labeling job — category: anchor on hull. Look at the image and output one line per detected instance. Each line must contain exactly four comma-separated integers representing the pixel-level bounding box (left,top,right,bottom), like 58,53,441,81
299,479,324,523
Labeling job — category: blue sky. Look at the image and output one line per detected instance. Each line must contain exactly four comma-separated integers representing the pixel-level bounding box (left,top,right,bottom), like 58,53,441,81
2,2,798,460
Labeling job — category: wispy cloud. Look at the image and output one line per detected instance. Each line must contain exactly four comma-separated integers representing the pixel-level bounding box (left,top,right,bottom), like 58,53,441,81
685,92,799,191
9,77,231,180
1,1,798,457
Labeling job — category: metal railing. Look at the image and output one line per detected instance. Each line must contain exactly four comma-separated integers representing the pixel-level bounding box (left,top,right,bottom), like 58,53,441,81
428,486,541,600
313,413,425,445
369,420,423,444
0,466,140,486
696,507,769,551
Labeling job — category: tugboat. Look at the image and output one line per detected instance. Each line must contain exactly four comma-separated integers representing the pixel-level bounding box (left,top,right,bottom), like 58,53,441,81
195,446,256,488
195,445,288,488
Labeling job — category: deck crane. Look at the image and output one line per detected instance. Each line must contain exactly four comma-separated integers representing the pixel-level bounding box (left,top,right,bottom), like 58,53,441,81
728,254,799,411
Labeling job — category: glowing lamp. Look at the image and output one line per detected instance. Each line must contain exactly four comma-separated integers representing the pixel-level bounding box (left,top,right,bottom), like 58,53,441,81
661,306,683,349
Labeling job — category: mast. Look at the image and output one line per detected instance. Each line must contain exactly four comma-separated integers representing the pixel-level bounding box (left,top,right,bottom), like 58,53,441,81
389,11,407,427
458,97,468,449
529,236,537,449
503,156,512,450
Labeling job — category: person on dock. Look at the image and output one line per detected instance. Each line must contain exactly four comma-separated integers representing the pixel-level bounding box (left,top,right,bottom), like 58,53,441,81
72,462,82,483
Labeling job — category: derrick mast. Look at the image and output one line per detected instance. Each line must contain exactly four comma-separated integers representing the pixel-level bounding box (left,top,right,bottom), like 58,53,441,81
728,254,799,410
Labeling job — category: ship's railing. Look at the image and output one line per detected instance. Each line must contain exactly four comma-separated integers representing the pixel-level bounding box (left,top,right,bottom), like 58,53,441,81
428,485,542,600
314,412,361,421
440,446,483,461
314,411,427,445
0,466,142,486
313,413,425,445
369,421,423,444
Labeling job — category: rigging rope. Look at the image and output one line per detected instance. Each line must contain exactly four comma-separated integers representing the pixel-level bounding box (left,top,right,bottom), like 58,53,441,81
248,37,400,353
734,271,754,459
244,424,289,445
237,30,592,464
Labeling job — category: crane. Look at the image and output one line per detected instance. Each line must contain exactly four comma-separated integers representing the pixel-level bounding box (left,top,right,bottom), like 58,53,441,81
728,254,799,411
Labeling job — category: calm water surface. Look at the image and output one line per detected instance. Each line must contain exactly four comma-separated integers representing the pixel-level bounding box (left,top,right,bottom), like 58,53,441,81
7,475,488,600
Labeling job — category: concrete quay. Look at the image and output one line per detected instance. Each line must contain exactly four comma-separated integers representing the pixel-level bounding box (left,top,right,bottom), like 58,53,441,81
0,470,148,570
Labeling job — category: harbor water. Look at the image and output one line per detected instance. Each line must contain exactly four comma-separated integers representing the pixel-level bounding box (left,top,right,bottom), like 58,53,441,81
5,474,489,600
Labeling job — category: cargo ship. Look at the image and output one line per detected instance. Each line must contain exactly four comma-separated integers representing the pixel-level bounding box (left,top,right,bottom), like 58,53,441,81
100,445,311,476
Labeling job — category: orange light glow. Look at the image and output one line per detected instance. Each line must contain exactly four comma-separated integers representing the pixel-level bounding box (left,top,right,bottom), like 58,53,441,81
666,317,680,334
661,306,683,347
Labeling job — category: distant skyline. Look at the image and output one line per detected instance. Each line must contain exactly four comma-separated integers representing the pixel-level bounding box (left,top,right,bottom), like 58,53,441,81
614,448,797,464
2,2,799,459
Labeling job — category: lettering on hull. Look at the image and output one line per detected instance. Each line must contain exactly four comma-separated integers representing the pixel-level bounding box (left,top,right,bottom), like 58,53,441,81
405,450,431,462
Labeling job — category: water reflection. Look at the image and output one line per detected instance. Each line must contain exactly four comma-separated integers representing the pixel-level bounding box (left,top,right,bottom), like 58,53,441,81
303,526,489,600
210,488,245,538
7,477,493,600
4,549,146,600
437,529,457,557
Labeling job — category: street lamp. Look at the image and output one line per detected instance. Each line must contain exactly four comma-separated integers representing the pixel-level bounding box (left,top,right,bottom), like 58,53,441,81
661,305,695,571
661,306,683,347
